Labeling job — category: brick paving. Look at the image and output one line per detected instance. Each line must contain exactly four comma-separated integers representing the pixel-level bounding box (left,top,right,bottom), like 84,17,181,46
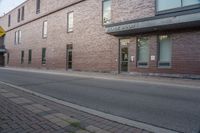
0,83,152,133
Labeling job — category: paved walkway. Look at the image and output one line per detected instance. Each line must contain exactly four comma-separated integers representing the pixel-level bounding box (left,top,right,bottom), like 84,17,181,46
0,83,150,133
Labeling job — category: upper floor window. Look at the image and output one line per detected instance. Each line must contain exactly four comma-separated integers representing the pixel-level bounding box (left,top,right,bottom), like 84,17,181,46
17,9,21,22
21,6,25,21
103,0,111,25
42,21,48,38
8,15,11,27
157,0,200,12
67,12,74,32
36,0,40,14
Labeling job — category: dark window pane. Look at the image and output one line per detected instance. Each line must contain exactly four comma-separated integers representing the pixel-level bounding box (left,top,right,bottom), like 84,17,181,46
42,48,46,64
28,49,32,64
17,9,21,22
21,6,24,20
36,0,40,14
21,51,24,64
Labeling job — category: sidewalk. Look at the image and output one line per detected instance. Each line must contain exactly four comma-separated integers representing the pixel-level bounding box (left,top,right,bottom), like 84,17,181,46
0,83,150,133
2,67,200,89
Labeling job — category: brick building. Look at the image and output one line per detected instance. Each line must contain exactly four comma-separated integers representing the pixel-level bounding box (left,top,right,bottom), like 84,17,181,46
0,0,200,76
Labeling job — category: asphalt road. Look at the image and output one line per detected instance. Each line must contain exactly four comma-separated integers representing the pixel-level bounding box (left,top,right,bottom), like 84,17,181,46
0,69,200,133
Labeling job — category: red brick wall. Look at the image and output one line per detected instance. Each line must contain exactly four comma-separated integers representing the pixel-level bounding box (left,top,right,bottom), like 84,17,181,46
1,0,200,75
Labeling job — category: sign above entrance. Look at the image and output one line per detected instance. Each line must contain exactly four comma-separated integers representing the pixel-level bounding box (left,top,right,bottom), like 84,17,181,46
0,26,6,37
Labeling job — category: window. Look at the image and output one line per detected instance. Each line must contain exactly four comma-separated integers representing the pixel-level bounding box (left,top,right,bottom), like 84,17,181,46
28,49,32,64
137,37,149,67
15,31,18,45
157,0,200,12
21,51,24,64
42,21,48,38
42,48,46,64
158,35,172,67
18,30,21,44
36,0,40,14
21,6,25,21
183,0,200,6
17,9,21,22
103,0,111,25
8,15,11,27
7,53,9,64
15,30,21,44
67,12,74,32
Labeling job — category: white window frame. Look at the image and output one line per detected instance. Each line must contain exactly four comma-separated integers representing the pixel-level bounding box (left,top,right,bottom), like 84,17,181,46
67,12,74,32
42,21,48,38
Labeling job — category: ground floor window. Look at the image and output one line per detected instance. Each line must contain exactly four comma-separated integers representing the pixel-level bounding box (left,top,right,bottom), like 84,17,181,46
21,51,24,64
137,37,149,67
28,49,32,64
42,48,46,64
7,53,9,64
158,35,172,67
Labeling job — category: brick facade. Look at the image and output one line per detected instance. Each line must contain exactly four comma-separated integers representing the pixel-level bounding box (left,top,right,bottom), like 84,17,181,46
0,0,200,76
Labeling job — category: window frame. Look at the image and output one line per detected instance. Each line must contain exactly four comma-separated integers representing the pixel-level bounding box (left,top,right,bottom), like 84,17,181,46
28,49,32,64
156,0,200,15
36,0,40,14
42,48,46,65
102,0,112,25
157,35,172,68
67,11,74,33
42,21,48,38
21,50,24,64
17,8,21,22
136,36,150,68
8,14,11,27
21,6,25,21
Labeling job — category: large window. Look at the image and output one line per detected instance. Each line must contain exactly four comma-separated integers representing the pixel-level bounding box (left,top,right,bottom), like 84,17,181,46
42,21,48,38
67,12,74,32
137,37,149,67
42,48,46,64
158,35,172,67
157,0,200,12
103,0,111,25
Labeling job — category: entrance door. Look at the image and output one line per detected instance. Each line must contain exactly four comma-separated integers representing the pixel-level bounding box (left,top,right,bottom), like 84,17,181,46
120,39,129,72
66,44,73,70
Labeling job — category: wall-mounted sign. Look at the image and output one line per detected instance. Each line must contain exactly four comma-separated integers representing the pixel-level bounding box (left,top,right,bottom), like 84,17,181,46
0,26,5,37
151,55,156,61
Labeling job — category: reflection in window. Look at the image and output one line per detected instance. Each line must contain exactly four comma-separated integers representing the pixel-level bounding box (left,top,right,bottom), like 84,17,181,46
157,0,200,11
158,35,172,67
137,37,149,67
103,0,111,24
67,12,74,32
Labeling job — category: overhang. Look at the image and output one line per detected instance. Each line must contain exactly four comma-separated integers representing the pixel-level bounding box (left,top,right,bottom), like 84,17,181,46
105,12,200,36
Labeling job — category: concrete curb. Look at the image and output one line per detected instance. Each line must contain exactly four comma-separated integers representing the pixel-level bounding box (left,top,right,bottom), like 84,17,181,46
0,81,180,133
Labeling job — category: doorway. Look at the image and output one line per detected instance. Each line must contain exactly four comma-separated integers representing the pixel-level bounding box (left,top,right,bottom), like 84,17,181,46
120,39,130,73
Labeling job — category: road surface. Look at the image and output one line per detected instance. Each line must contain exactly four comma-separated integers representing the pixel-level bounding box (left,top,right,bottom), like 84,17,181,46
0,69,199,133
